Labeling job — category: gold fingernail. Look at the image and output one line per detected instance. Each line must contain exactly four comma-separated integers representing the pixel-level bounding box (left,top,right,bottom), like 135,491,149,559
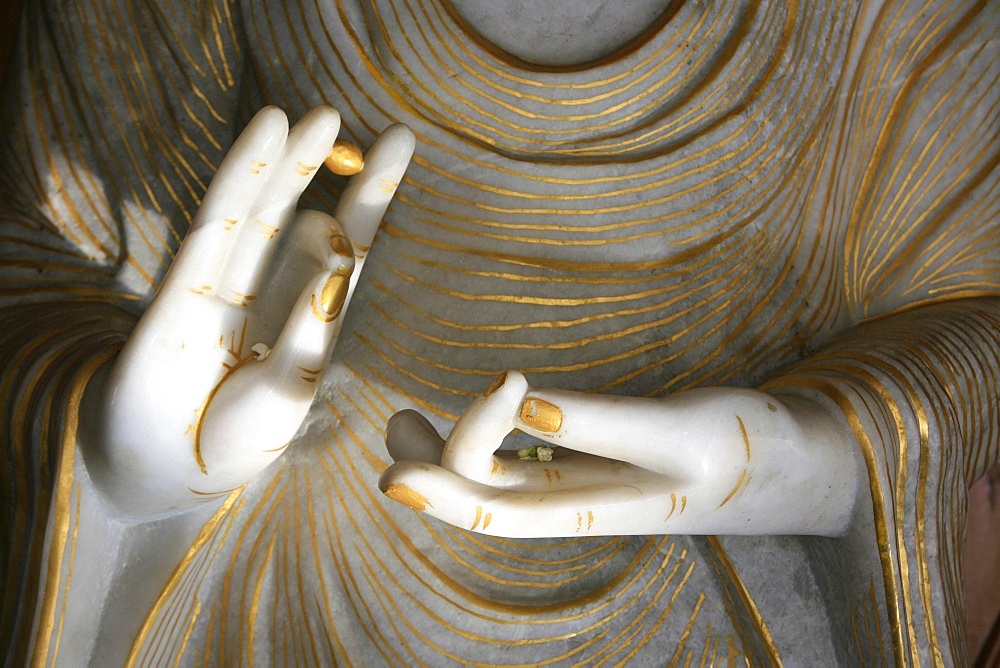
518,397,563,433
483,371,507,397
383,484,431,511
318,265,353,318
324,139,364,176
330,230,354,259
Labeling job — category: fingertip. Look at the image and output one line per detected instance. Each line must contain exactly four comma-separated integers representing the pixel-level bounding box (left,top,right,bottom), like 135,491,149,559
299,105,342,138
379,123,415,158
478,369,528,406
249,105,290,137
385,409,445,465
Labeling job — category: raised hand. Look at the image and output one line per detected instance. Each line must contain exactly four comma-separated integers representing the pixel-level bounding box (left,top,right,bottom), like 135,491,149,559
379,371,862,537
83,106,414,517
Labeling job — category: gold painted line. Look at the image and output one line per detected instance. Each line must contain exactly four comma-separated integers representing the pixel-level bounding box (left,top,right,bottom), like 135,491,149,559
884,340,962,662
663,493,677,522
385,0,720,127
861,97,998,308
418,0,791,159
382,220,733,273
112,1,215,185
31,74,117,258
434,0,688,79
329,0,781,160
31,344,117,666
398,256,691,286
127,492,246,664
430,0,689,87
577,542,685,666
367,239,758,363
50,483,82,663
287,501,324,667
616,555,699,665
828,351,930,661
850,603,865,664
361,472,680,647
133,507,222,662
845,0,981,312
361,552,612,663
302,471,348,662
904,188,999,289
400,114,773,207
333,391,393,473
324,408,668,618
324,418,587,625
442,525,624,577
369,247,739,338
697,621,714,668
450,531,625,568
705,536,782,666
62,1,189,271
354,564,431,666
176,94,223,151
350,361,460,422
172,600,202,668
315,477,397,664
666,593,706,668
769,376,906,665
354,332,478,397
736,415,751,462
212,478,285,666
857,33,994,287
870,578,888,666
193,318,255,474
233,494,289,665
642,232,805,394
380,261,698,307
261,2,326,117
422,510,628,590
211,0,239,88
202,603,219,667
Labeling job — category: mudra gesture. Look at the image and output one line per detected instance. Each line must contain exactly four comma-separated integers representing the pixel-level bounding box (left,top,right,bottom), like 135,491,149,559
382,372,860,537
81,106,414,515
2,0,997,664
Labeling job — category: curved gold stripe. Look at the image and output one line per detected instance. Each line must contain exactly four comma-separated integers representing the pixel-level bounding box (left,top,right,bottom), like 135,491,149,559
31,345,119,665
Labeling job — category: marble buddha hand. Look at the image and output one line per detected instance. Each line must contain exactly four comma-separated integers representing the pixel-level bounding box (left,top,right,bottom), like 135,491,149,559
380,371,862,537
79,106,414,517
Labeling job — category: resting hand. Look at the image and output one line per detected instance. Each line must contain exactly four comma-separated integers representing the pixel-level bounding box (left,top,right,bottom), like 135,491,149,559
83,106,414,517
379,371,860,537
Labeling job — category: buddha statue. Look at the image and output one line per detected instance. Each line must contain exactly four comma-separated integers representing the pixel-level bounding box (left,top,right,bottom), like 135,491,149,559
1,0,996,664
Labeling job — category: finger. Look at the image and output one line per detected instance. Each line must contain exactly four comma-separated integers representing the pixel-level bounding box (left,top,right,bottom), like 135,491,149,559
165,106,289,291
507,386,674,471
384,407,659,491
260,209,355,324
385,410,445,465
218,106,342,302
510,386,812,484
378,460,668,537
335,123,415,262
439,370,529,483
258,248,355,391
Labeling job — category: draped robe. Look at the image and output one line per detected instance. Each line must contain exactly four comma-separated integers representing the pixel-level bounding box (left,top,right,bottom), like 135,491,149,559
1,0,997,664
